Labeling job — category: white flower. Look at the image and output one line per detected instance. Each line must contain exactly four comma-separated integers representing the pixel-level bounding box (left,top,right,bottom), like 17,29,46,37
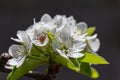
26,14,56,46
32,26,49,46
7,31,32,68
53,24,86,59
7,45,27,68
52,15,100,59
56,40,86,59
8,14,100,66
76,22,100,52
26,23,49,47
11,31,32,52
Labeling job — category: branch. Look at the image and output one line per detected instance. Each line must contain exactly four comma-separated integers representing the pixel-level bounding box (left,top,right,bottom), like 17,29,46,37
0,53,61,80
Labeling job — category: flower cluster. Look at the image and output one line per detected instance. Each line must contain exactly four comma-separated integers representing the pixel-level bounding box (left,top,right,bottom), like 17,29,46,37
6,14,108,80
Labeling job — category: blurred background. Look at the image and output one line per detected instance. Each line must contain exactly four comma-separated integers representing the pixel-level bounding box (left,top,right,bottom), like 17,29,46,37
0,0,120,80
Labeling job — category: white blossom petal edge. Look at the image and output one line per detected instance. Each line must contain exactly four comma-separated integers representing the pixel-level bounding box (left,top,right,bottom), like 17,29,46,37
7,45,27,68
86,34,100,52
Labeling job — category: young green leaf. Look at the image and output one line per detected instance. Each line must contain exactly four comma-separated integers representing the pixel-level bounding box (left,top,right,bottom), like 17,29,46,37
7,57,41,80
55,55,80,72
78,52,109,64
91,67,99,79
79,63,91,77
69,57,80,70
7,66,17,80
30,44,44,58
79,63,99,79
86,27,96,36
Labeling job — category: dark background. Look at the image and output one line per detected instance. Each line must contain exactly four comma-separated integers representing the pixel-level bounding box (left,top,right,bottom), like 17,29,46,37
0,0,120,80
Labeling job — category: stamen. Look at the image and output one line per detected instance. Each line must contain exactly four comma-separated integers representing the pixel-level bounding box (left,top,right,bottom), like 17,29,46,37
38,32,46,44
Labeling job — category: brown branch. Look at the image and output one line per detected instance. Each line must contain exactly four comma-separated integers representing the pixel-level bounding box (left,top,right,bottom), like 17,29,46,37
0,53,61,80
44,63,61,80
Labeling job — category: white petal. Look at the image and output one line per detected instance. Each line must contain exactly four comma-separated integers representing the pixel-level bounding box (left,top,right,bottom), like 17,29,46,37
56,49,68,59
73,36,86,42
67,52,84,58
32,40,41,46
86,34,97,40
46,22,56,33
8,44,22,57
86,34,100,52
7,55,26,68
52,39,61,50
68,16,74,21
54,15,63,28
16,56,26,68
77,22,88,34
73,41,86,52
7,58,17,66
17,31,31,47
54,15,67,27
60,26,71,41
68,16,76,27
17,31,32,52
33,29,39,39
33,18,36,24
54,15,62,20
62,16,68,25
11,37,21,42
37,26,47,34
41,14,52,23
32,22,42,30
26,26,34,40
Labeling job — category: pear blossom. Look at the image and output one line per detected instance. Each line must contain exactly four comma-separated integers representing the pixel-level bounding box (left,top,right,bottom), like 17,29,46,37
26,14,56,46
56,40,86,59
7,14,100,67
52,15,100,59
7,31,31,67
53,22,86,59
4,14,108,80
7,45,27,68
30,25,49,46
11,31,32,52
76,22,100,52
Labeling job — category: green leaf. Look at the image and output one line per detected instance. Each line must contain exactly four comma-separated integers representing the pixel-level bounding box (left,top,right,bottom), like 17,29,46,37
80,63,91,77
79,63,99,79
7,57,41,80
30,44,49,63
86,27,96,36
30,44,44,58
7,66,17,79
69,57,80,70
91,67,99,79
78,52,109,64
55,55,80,72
